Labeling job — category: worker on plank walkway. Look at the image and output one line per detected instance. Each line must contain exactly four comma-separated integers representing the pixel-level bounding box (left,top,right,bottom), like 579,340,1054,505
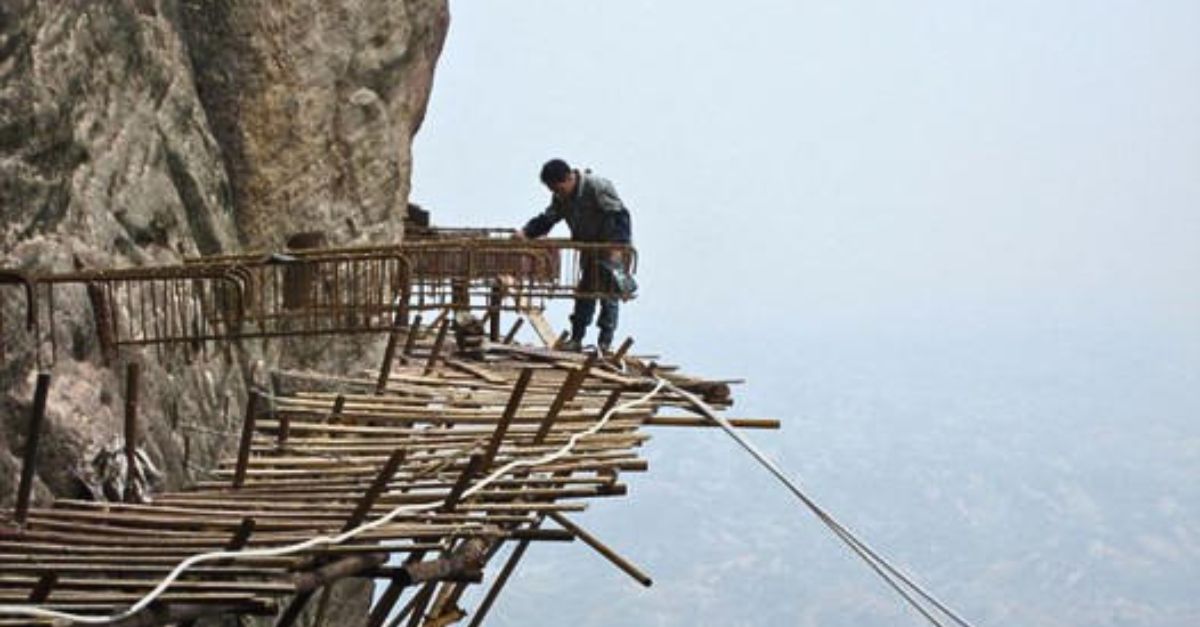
516,158,633,352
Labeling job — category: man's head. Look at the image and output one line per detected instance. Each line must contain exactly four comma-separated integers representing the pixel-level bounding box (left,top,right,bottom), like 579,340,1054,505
540,159,577,197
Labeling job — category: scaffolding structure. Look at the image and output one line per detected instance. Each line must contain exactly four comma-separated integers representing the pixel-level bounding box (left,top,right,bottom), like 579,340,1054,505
0,234,774,627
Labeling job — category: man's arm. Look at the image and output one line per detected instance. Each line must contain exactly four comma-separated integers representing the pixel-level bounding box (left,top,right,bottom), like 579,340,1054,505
520,202,562,239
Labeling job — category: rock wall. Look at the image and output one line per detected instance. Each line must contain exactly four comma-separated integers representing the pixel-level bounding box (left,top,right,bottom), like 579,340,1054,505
180,0,447,248
0,1,449,624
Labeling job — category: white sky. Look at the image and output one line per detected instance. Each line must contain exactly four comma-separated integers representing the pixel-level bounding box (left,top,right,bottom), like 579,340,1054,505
408,2,1200,625
413,1,1199,340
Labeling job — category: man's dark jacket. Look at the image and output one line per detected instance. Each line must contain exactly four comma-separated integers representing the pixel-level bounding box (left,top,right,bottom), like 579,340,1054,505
523,170,632,243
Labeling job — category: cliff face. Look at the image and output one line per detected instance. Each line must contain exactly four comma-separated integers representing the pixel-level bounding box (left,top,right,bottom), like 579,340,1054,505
180,0,447,248
0,1,448,623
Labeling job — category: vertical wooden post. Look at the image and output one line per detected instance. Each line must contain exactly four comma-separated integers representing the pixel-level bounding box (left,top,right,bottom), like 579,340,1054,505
402,583,438,627
375,313,405,395
441,454,485,513
488,283,502,342
14,373,51,527
423,315,451,376
123,362,141,503
481,369,533,471
365,579,408,627
366,448,478,627
594,389,624,425
28,572,57,602
86,283,118,366
402,314,423,357
533,353,597,444
269,371,282,428
451,279,469,311
613,336,635,361
272,372,288,447
277,410,291,449
178,518,256,627
225,517,257,553
397,274,412,334
337,450,409,627
326,394,346,424
232,391,259,489
343,449,405,532
502,318,524,345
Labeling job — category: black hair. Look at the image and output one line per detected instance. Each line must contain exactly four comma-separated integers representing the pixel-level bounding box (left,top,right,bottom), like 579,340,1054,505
539,159,572,185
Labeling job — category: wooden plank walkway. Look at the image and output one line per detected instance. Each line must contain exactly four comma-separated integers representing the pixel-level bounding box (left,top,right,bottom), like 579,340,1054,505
1,320,774,626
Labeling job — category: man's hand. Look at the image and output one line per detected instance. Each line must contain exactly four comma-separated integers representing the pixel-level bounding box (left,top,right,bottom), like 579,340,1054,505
512,229,527,240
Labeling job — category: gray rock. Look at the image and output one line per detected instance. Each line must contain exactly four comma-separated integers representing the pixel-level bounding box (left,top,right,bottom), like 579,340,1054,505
0,1,448,625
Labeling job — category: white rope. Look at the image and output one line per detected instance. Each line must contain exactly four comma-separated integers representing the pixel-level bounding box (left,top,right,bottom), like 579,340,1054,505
0,380,666,625
2,363,978,627
661,380,979,627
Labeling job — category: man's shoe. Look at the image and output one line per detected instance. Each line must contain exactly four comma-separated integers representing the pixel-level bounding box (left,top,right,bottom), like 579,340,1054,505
559,339,582,352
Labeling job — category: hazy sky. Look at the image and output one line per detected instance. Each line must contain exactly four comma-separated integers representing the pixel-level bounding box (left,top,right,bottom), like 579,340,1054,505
409,3,1200,625
413,1,1199,336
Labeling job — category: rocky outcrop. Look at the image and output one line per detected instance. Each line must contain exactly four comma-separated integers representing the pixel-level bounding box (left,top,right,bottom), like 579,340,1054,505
180,0,447,248
1,0,244,502
0,1,449,624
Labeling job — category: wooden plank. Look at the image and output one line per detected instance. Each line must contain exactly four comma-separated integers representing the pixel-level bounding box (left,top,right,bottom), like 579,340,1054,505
523,309,558,348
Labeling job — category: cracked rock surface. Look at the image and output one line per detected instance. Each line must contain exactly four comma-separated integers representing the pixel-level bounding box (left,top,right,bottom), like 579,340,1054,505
1,2,448,624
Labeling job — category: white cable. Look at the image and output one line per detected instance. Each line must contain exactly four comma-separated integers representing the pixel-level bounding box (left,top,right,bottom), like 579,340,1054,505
0,379,666,625
661,379,979,627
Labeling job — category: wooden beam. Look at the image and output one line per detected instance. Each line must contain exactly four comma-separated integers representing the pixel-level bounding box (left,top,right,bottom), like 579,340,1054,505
488,283,502,342
14,372,51,526
402,314,423,357
232,392,259,490
343,450,405,532
123,362,140,503
423,315,452,376
548,511,652,587
533,353,597,445
28,572,56,602
479,369,533,471
502,318,524,345
375,314,406,395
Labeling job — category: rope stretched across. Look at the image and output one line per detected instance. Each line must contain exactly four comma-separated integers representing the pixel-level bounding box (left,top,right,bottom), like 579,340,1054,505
661,380,979,627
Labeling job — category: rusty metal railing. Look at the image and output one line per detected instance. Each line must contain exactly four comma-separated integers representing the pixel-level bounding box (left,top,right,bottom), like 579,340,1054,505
0,237,636,363
0,252,413,365
186,237,637,311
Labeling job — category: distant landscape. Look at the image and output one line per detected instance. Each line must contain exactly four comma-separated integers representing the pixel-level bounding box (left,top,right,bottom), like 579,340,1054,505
450,310,1200,626
409,3,1199,625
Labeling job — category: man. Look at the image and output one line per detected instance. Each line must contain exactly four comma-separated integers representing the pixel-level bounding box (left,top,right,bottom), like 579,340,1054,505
516,158,632,352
